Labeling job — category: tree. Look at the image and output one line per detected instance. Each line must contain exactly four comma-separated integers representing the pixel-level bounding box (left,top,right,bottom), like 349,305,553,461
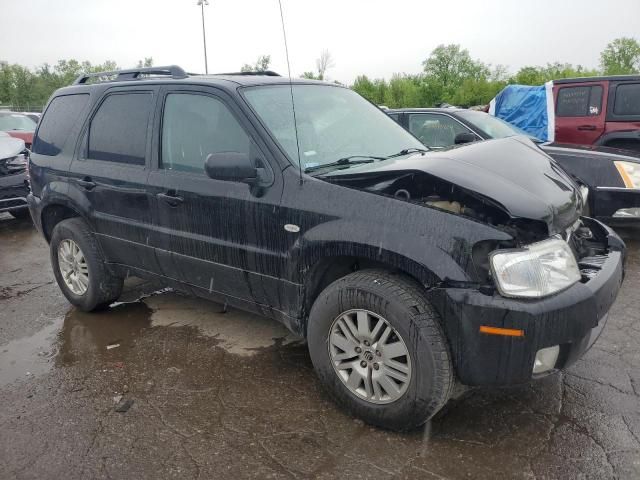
600,37,640,75
316,49,335,80
137,57,154,68
422,44,489,103
241,55,271,73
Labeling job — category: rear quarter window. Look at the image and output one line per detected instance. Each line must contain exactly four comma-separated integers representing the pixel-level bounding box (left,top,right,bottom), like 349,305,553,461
32,94,89,156
613,83,640,116
87,92,153,165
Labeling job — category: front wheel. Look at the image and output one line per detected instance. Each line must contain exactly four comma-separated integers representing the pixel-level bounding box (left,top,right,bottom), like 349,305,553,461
307,270,453,431
50,218,123,311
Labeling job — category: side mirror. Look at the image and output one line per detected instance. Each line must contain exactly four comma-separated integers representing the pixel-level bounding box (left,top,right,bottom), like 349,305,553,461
454,132,478,145
204,152,258,184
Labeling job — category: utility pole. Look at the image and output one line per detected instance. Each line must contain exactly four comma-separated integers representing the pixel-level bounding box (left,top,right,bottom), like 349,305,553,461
197,0,209,74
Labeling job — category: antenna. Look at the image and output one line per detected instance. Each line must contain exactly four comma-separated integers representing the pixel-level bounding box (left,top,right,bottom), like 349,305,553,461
277,0,303,184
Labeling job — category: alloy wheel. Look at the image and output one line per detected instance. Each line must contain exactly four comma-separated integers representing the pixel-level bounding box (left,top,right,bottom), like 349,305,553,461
328,309,412,404
58,239,89,295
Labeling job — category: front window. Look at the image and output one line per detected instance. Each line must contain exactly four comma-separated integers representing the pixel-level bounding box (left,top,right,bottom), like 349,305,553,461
242,85,423,170
457,110,541,142
0,113,37,131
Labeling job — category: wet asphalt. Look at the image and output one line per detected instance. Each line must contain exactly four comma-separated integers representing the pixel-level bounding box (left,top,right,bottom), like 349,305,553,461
0,213,639,480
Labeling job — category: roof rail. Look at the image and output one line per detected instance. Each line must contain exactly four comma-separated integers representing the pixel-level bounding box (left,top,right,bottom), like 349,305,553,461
214,70,281,77
73,65,188,85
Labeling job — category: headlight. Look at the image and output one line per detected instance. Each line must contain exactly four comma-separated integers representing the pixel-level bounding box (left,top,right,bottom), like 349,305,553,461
614,161,640,189
490,239,581,298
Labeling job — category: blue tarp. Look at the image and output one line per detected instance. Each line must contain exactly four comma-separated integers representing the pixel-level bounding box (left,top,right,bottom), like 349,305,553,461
489,84,553,142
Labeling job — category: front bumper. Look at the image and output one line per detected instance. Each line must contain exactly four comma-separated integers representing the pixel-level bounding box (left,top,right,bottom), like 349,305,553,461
428,218,625,386
0,171,29,213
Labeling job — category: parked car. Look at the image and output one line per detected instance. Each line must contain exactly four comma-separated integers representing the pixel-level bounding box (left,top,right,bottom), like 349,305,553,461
28,66,624,431
0,132,30,218
21,112,42,124
0,111,37,149
490,75,640,151
388,108,640,223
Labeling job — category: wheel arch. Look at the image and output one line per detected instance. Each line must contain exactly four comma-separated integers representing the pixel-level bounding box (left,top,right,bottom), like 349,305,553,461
300,249,443,336
41,203,84,242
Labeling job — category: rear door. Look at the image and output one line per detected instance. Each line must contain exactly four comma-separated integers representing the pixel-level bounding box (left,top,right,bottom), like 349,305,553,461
69,86,160,273
554,82,607,145
146,86,284,309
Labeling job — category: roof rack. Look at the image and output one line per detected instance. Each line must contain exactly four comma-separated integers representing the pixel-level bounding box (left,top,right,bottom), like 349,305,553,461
73,65,188,85
214,70,281,77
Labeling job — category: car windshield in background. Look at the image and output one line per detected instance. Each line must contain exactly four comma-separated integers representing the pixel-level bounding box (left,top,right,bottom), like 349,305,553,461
243,85,424,172
457,110,541,142
0,113,37,131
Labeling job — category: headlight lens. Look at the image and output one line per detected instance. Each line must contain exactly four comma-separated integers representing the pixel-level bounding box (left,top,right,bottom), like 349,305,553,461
614,161,640,189
490,239,581,298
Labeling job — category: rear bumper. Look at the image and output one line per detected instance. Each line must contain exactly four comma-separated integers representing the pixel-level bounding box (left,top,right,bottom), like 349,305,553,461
0,171,29,213
26,193,43,232
428,219,625,386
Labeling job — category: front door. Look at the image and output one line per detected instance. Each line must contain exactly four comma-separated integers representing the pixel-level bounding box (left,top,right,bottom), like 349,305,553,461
406,113,475,149
146,87,285,312
554,82,607,145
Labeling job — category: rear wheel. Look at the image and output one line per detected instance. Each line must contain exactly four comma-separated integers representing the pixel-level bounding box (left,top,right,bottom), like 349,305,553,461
307,269,453,431
50,218,123,311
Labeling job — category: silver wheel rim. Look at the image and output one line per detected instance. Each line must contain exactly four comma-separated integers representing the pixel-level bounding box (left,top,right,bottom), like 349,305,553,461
57,239,89,295
328,309,412,404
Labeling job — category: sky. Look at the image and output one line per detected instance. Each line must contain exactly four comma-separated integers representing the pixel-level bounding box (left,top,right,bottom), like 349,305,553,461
2,0,640,84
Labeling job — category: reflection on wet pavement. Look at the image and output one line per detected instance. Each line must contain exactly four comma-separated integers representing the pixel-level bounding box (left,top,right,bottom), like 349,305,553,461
0,214,639,479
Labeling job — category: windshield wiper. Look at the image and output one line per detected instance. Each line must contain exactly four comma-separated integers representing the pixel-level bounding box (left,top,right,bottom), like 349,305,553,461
385,147,430,159
304,155,386,174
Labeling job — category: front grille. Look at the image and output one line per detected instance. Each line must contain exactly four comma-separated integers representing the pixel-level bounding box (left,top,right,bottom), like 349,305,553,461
565,220,609,282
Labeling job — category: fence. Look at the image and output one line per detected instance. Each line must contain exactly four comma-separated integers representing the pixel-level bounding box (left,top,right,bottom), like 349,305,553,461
0,105,45,113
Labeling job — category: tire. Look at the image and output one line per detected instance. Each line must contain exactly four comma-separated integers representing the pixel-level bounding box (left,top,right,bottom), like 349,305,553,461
9,208,30,219
307,269,453,431
50,217,123,311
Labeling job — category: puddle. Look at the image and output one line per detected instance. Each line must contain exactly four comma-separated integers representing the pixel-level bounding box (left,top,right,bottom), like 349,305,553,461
58,302,152,366
145,292,299,356
0,288,301,387
0,316,63,386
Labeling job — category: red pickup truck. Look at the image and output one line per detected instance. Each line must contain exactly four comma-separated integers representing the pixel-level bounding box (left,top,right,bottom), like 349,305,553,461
553,76,640,151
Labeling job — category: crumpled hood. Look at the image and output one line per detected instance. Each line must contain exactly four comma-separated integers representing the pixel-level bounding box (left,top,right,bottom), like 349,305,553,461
325,137,583,235
0,134,26,160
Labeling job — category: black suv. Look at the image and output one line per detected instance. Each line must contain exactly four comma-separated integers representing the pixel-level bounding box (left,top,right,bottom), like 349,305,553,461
28,66,625,431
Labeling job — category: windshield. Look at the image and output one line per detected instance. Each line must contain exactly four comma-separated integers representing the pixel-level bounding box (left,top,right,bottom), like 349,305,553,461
243,85,424,170
0,113,37,131
457,110,541,142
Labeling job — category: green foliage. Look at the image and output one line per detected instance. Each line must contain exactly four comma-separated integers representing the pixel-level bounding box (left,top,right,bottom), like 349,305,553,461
241,55,271,73
600,37,640,75
0,59,119,110
512,62,599,85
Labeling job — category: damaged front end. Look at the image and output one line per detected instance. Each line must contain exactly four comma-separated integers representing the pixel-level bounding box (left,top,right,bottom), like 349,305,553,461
320,137,625,385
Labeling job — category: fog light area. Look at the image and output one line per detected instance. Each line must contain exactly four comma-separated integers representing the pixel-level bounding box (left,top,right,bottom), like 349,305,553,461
533,345,560,374
613,208,640,218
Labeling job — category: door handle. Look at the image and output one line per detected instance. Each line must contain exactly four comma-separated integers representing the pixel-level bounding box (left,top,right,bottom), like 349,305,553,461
157,192,184,206
77,177,96,190
577,125,597,131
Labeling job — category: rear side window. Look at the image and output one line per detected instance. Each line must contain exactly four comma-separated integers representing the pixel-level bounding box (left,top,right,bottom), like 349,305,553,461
613,83,640,116
87,92,153,165
161,93,250,174
32,94,89,156
557,86,603,117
